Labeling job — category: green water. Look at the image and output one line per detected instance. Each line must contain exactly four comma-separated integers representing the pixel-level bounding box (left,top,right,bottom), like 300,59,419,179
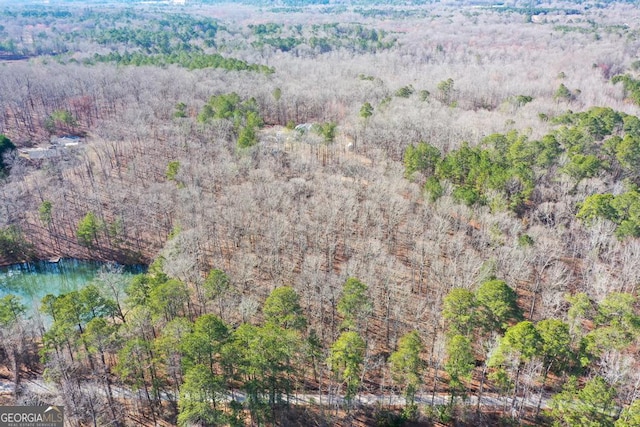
0,259,144,310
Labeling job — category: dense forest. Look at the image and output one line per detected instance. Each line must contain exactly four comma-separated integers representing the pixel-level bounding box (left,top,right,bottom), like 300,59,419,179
1,0,640,425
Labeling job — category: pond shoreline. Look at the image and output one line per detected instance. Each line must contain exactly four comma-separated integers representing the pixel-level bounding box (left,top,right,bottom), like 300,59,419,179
0,249,150,269
0,257,147,275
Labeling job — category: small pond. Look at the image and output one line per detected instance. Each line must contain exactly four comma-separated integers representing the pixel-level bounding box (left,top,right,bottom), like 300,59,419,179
0,258,145,310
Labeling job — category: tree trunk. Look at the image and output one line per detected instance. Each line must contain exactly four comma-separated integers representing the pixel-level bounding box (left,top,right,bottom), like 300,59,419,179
476,363,486,415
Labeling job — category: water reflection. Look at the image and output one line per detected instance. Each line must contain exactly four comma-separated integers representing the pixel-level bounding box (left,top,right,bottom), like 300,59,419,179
0,259,145,310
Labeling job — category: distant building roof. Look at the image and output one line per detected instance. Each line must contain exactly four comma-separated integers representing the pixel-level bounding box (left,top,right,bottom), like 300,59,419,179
50,135,82,146
20,137,83,160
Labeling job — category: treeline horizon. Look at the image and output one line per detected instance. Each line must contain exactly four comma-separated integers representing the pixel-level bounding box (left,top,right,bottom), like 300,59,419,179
1,0,640,426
